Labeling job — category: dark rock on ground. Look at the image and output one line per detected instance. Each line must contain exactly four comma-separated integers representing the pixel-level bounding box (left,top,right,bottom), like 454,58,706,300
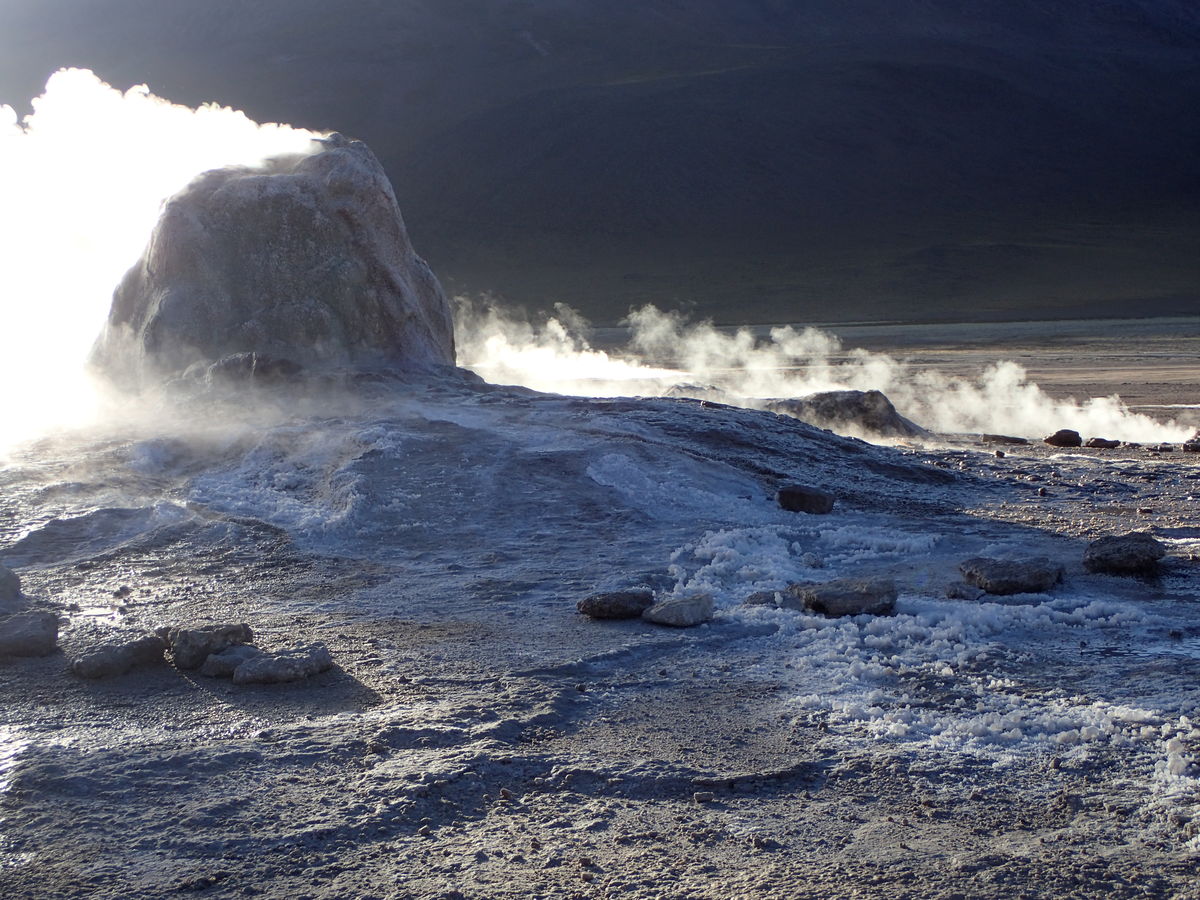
72,634,168,679
777,484,836,515
642,594,714,628
1184,433,1200,453
0,610,59,658
0,564,21,613
1083,533,1167,575
960,557,1063,595
577,589,655,620
766,390,929,440
201,644,265,678
981,434,1030,446
742,590,782,607
1086,437,1121,449
1044,430,1083,448
161,624,254,670
782,578,897,617
231,643,334,685
90,134,455,389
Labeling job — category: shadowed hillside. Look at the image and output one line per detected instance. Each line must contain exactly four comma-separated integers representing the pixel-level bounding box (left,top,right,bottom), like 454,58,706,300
2,0,1197,324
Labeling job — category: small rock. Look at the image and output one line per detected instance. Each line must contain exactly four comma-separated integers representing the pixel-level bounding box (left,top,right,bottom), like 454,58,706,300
945,581,986,601
693,791,715,803
776,484,835,515
161,623,254,669
0,609,58,658
232,642,334,685
994,450,1006,458
782,577,897,617
1083,533,1167,575
1085,437,1121,449
742,590,780,607
200,643,264,678
642,594,714,627
1044,429,1083,448
72,634,167,679
576,589,654,620
959,557,1063,595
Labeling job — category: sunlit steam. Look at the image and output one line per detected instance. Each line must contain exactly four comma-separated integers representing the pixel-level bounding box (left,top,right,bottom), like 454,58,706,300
456,301,1192,443
0,69,322,449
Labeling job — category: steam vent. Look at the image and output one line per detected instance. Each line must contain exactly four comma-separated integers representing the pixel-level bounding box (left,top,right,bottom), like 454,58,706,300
91,133,456,387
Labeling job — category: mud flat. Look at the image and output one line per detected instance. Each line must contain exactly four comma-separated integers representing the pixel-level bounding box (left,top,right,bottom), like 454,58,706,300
1,380,1198,899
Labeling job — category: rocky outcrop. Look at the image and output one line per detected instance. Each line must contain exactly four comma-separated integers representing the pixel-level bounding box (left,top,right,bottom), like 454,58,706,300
642,594,714,627
160,623,254,670
766,390,928,440
0,610,58,658
1083,533,1166,575
776,484,836,515
1044,430,1083,448
782,578,897,617
577,589,655,620
91,134,455,388
960,557,1063,595
72,634,167,679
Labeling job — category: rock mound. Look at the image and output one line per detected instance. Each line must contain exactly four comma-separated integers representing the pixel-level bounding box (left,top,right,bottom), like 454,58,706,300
1083,533,1166,575
767,390,928,440
91,134,455,388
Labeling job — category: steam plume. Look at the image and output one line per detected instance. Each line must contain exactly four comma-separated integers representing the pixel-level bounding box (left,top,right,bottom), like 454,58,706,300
455,300,1191,443
0,69,321,449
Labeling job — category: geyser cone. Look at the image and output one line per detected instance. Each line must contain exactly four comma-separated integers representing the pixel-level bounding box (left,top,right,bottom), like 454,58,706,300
90,133,455,388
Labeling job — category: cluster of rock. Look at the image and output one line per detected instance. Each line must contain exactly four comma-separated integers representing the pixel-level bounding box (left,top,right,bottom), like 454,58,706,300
576,588,715,628
945,532,1168,601
0,565,59,660
70,623,334,685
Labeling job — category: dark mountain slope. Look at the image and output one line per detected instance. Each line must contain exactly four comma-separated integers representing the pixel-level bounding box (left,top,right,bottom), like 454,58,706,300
2,0,1197,324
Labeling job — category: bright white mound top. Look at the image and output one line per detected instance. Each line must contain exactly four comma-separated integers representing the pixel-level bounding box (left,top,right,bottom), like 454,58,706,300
90,133,456,388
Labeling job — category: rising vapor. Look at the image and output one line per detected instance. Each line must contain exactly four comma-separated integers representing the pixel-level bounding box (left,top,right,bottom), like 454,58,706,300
0,69,321,448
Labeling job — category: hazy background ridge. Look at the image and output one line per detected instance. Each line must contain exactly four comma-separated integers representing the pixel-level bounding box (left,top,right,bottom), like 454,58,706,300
3,0,1197,325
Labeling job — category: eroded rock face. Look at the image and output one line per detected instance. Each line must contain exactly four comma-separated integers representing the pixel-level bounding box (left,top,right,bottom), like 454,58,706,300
91,134,455,387
776,484,836,515
72,634,167,679
161,623,254,670
0,610,58,658
231,643,334,685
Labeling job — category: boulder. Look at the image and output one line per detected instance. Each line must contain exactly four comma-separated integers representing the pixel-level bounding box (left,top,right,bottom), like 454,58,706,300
782,577,897,617
1184,432,1200,453
232,643,334,685
90,134,455,388
1085,437,1121,449
776,484,836,515
766,390,929,440
161,623,254,670
200,644,265,678
959,557,1063,595
1044,430,1083,448
0,610,59,658
71,634,167,679
577,589,655,620
642,594,714,627
742,590,782,607
1083,533,1167,575
0,564,21,612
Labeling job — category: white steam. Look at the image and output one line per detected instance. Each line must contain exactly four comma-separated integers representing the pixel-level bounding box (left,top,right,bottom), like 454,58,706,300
0,69,321,449
455,301,1192,443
